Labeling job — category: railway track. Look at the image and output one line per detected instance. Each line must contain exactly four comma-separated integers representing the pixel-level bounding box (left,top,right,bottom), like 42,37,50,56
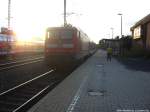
0,57,44,71
0,69,61,112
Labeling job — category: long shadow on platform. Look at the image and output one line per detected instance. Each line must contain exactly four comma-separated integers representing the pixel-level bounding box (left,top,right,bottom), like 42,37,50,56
116,57,150,72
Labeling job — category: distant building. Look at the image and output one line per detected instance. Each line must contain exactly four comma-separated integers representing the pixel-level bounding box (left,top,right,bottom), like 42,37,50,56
131,14,150,50
99,39,120,55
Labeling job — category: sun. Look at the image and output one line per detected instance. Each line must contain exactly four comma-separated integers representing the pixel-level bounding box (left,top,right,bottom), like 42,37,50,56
16,31,32,42
15,25,45,42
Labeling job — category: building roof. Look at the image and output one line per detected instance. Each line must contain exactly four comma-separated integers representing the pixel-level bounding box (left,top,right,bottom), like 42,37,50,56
131,14,150,31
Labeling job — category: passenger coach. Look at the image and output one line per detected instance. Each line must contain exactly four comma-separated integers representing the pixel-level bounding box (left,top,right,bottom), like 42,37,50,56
45,26,95,66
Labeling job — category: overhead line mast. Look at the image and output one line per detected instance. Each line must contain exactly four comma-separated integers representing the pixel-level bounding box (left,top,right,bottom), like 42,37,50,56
64,0,67,26
8,0,11,29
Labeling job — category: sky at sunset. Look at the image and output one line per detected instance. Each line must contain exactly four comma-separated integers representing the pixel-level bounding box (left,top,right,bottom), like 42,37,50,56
0,0,150,43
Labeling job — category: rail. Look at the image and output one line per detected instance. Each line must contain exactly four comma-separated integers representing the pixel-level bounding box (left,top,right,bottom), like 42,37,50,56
0,69,60,112
0,57,44,71
0,57,43,67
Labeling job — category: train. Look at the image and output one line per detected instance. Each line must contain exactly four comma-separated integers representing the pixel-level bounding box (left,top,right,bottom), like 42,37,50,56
0,30,44,56
44,26,96,67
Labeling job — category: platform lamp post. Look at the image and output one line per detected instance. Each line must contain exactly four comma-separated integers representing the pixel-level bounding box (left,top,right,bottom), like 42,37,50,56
110,27,114,39
118,13,123,56
118,13,123,38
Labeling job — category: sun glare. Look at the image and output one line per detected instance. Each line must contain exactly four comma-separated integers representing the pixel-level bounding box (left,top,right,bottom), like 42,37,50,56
16,32,32,42
15,25,45,43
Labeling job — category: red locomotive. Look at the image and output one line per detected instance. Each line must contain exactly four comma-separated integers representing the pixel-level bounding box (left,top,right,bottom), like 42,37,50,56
0,28,44,56
0,34,9,55
44,26,96,67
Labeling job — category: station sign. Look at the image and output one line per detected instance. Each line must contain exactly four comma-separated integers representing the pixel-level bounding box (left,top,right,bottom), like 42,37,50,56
133,26,141,39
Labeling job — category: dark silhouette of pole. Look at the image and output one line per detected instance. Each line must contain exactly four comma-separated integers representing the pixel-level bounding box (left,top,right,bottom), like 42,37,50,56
121,15,122,38
64,0,67,26
118,13,122,38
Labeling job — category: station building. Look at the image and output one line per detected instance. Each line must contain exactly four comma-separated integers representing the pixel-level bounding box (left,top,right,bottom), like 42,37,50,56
131,14,150,51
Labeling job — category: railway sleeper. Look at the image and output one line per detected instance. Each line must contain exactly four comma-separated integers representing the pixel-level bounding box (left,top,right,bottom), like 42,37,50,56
0,100,21,107
5,93,32,100
0,108,14,112
0,103,19,112
0,96,26,104
18,89,39,95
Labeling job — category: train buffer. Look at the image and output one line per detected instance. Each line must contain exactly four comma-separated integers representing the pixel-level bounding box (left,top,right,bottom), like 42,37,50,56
28,50,150,112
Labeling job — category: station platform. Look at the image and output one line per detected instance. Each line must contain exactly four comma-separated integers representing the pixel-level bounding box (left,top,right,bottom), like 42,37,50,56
28,50,150,112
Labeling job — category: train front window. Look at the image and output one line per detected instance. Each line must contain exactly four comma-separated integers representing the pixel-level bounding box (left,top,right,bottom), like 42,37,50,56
0,36,3,41
47,30,73,40
47,31,60,40
0,36,7,42
47,32,50,39
61,30,73,39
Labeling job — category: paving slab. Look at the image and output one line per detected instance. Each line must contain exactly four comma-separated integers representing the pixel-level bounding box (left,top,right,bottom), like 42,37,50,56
28,50,150,112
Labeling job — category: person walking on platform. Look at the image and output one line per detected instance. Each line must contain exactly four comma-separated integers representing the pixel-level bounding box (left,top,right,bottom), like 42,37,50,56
107,47,112,61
